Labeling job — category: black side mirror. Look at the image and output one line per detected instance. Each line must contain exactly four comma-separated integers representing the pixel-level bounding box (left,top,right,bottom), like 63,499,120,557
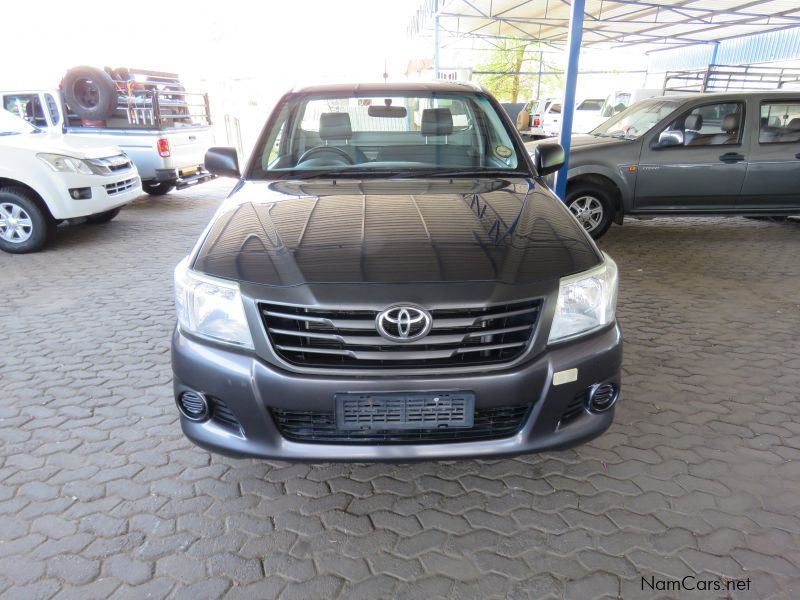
532,142,565,176
205,147,240,178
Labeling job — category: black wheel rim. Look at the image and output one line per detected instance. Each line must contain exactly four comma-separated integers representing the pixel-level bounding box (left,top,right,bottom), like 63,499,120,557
73,79,100,109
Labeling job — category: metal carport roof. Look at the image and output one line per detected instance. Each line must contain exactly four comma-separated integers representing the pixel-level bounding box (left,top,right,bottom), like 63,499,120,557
408,0,800,49
407,1,800,200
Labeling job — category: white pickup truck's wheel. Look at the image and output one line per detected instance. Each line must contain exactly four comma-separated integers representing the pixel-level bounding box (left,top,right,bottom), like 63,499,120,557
142,181,176,196
566,185,614,239
0,188,53,254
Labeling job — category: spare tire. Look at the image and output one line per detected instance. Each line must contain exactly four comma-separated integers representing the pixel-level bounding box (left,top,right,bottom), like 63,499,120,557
62,66,117,120
516,109,531,131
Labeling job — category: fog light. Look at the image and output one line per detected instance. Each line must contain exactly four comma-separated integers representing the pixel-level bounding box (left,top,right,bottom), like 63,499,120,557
69,187,92,200
177,391,210,421
586,383,619,413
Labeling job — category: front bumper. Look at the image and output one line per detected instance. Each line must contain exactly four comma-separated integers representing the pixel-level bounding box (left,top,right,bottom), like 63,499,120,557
47,171,142,220
171,322,622,461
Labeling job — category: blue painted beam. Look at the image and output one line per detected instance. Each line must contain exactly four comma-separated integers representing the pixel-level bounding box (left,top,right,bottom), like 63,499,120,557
554,0,586,201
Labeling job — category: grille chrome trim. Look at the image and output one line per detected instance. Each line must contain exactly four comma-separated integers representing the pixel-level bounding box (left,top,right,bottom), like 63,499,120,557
260,299,542,370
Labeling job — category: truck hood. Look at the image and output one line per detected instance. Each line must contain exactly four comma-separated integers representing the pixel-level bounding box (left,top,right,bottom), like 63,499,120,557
192,177,601,287
1,131,122,159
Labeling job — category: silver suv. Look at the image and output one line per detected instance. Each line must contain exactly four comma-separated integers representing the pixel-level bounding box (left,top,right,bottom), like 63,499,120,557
527,92,800,238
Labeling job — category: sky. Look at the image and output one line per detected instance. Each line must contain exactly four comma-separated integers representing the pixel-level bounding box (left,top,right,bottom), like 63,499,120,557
0,0,424,90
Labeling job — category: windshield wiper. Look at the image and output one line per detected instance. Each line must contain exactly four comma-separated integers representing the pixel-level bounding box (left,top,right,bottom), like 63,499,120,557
424,169,528,178
279,169,403,180
277,168,527,181
597,132,634,140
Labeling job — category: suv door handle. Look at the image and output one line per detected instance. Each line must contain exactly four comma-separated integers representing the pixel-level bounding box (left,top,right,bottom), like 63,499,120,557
795,153,800,160
719,152,745,163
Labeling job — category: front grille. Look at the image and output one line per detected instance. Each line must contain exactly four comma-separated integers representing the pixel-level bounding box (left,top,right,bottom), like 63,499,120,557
271,404,531,444
260,300,541,369
105,177,139,195
88,154,133,174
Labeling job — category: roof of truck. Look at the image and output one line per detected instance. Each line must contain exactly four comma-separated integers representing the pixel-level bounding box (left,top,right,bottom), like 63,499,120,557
289,81,484,95
630,90,800,103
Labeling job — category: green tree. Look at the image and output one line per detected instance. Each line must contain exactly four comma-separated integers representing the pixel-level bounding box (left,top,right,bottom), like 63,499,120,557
474,41,562,102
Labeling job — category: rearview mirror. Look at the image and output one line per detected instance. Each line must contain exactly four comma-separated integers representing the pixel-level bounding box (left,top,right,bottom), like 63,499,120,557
532,142,565,176
656,130,684,148
368,105,407,118
205,147,240,178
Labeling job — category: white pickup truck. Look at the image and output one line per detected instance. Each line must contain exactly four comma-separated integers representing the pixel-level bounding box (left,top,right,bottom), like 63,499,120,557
1,67,215,196
0,110,142,253
517,97,608,138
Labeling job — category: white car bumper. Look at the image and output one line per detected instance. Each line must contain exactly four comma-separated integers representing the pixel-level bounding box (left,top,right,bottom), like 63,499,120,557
46,171,142,220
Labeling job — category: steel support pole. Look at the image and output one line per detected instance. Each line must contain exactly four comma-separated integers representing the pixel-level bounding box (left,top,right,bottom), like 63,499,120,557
554,0,585,201
434,0,440,79
710,41,720,65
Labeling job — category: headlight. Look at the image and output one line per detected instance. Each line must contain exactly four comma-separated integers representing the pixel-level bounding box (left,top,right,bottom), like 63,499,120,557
548,255,618,343
174,257,254,349
37,153,94,175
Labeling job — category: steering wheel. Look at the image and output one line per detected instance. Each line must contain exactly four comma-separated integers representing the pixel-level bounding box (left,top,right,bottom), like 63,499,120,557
297,146,355,165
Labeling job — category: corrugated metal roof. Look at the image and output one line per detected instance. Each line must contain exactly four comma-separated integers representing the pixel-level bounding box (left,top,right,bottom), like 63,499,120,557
649,27,800,71
408,0,800,49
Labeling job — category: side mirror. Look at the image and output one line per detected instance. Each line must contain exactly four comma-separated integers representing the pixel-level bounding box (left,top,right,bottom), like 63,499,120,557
532,142,565,176
205,147,240,178
656,130,684,148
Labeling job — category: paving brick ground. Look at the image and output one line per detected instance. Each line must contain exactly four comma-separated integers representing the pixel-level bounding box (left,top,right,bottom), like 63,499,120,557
2,179,799,599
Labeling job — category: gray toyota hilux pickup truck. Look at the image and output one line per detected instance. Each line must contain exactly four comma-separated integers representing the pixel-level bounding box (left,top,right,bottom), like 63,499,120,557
527,91,800,238
171,82,622,461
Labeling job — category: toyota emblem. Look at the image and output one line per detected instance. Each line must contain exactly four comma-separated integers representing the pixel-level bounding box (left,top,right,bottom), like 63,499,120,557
376,305,432,343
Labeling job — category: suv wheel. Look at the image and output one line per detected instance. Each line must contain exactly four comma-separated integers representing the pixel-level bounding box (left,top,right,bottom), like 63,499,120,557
566,186,613,239
0,188,53,254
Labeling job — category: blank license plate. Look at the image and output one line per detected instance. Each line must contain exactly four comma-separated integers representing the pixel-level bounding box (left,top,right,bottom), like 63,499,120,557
336,392,475,430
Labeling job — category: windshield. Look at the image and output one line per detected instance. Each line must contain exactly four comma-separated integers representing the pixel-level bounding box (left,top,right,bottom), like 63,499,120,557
0,109,38,135
592,98,680,139
577,99,604,111
251,91,526,179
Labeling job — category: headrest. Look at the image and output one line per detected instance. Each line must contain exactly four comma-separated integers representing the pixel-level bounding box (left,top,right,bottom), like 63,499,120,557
787,118,800,131
421,108,453,136
769,116,781,127
720,113,739,133
319,113,352,140
684,114,702,131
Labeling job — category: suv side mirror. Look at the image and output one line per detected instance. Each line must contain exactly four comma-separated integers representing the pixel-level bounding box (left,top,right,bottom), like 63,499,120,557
205,147,240,178
656,130,684,148
532,142,565,176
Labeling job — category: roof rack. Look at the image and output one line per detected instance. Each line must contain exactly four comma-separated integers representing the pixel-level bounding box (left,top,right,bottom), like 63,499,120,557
663,64,800,94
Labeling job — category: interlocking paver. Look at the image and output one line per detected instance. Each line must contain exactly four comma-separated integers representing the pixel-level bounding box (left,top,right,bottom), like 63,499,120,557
1,182,799,596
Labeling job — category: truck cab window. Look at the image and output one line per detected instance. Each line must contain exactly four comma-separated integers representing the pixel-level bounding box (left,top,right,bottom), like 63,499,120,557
3,94,48,127
759,101,800,144
660,102,744,147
